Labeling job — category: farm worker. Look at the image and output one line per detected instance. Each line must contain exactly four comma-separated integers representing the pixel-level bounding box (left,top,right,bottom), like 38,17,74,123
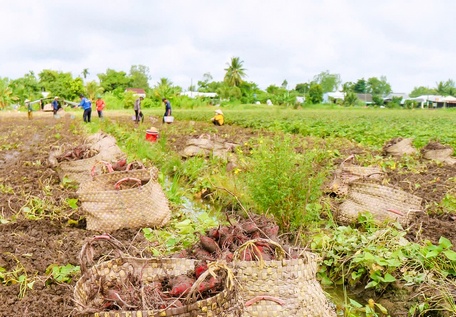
211,109,224,126
134,96,144,124
95,95,105,119
25,99,32,120
52,96,60,115
79,94,92,123
162,97,172,123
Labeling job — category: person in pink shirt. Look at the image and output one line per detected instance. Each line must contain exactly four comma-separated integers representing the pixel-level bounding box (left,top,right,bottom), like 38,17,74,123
96,95,105,119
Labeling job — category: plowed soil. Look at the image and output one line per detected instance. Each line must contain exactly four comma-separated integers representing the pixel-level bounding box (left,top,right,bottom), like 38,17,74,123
0,111,455,316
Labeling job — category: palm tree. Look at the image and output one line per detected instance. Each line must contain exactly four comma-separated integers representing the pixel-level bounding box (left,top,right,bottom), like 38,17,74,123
224,57,247,87
153,77,180,100
0,78,18,109
82,68,90,80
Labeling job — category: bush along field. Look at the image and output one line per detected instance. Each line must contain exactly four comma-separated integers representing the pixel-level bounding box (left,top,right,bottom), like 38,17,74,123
0,106,455,316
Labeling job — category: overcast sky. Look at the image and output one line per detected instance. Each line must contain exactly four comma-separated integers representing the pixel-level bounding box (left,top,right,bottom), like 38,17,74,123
1,0,455,93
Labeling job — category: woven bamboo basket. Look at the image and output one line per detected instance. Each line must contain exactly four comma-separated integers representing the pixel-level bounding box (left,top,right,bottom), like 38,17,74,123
231,239,336,317
329,164,383,196
338,181,423,225
74,237,241,317
56,153,103,184
77,168,171,231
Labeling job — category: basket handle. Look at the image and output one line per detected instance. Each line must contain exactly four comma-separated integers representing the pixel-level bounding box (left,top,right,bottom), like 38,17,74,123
114,177,142,190
233,238,287,262
91,160,114,177
79,234,126,275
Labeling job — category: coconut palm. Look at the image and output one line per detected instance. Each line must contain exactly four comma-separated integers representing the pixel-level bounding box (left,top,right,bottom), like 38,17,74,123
224,57,247,87
0,78,18,109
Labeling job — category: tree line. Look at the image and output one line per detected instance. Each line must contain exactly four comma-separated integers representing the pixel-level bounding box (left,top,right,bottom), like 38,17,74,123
0,57,455,110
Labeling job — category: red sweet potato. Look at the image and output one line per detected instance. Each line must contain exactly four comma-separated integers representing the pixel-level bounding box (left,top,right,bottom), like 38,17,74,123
241,221,259,234
169,275,195,296
199,235,220,254
194,261,208,278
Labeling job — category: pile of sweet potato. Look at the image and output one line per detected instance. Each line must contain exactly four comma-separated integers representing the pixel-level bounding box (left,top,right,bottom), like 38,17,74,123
173,215,292,262
56,144,98,162
91,260,221,312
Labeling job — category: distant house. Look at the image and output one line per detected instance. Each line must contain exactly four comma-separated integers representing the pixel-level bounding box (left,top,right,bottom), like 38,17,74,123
357,93,373,104
405,95,453,108
383,93,409,105
180,91,218,99
323,91,345,103
125,88,146,98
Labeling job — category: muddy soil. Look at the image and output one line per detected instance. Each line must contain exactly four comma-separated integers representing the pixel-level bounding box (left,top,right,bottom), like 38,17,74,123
0,112,455,316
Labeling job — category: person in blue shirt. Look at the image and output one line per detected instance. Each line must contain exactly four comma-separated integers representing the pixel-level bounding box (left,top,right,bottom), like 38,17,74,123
52,96,60,115
79,94,92,123
162,98,172,123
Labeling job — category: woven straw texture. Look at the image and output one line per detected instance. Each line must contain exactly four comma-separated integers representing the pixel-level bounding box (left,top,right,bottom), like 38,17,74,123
57,153,103,184
77,168,171,231
232,241,336,317
384,138,417,156
338,182,422,225
329,164,383,196
74,257,241,317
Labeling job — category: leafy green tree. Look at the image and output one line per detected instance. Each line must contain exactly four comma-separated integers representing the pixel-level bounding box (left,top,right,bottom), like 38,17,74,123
295,83,309,94
409,86,435,98
281,80,288,89
342,81,355,92
38,70,83,100
353,78,367,93
0,78,18,109
367,76,392,96
307,83,323,104
197,73,214,92
239,81,262,104
129,65,151,90
224,57,246,87
435,79,455,96
313,70,341,93
10,71,41,101
266,85,281,95
152,77,181,101
342,91,358,107
98,69,132,93
85,80,103,101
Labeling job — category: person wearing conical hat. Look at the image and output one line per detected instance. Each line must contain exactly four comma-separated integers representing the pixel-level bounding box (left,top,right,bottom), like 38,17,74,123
211,109,224,126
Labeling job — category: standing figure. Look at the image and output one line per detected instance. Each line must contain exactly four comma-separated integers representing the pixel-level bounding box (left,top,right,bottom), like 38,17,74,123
25,99,32,120
134,96,144,124
211,109,224,126
52,96,60,115
79,94,92,123
162,98,172,123
96,95,105,119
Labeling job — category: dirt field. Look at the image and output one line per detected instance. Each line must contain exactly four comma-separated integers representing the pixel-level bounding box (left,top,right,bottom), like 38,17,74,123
0,112,455,316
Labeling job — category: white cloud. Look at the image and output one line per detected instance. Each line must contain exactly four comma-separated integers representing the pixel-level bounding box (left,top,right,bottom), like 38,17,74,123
0,0,455,93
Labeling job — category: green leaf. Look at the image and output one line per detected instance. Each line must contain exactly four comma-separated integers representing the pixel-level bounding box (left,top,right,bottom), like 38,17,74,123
439,236,453,249
425,250,440,258
365,280,378,289
443,250,456,261
375,302,388,314
348,298,363,308
66,198,78,209
383,273,396,283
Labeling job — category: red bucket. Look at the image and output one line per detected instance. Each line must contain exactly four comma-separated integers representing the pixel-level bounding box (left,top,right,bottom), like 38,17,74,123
145,130,159,142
